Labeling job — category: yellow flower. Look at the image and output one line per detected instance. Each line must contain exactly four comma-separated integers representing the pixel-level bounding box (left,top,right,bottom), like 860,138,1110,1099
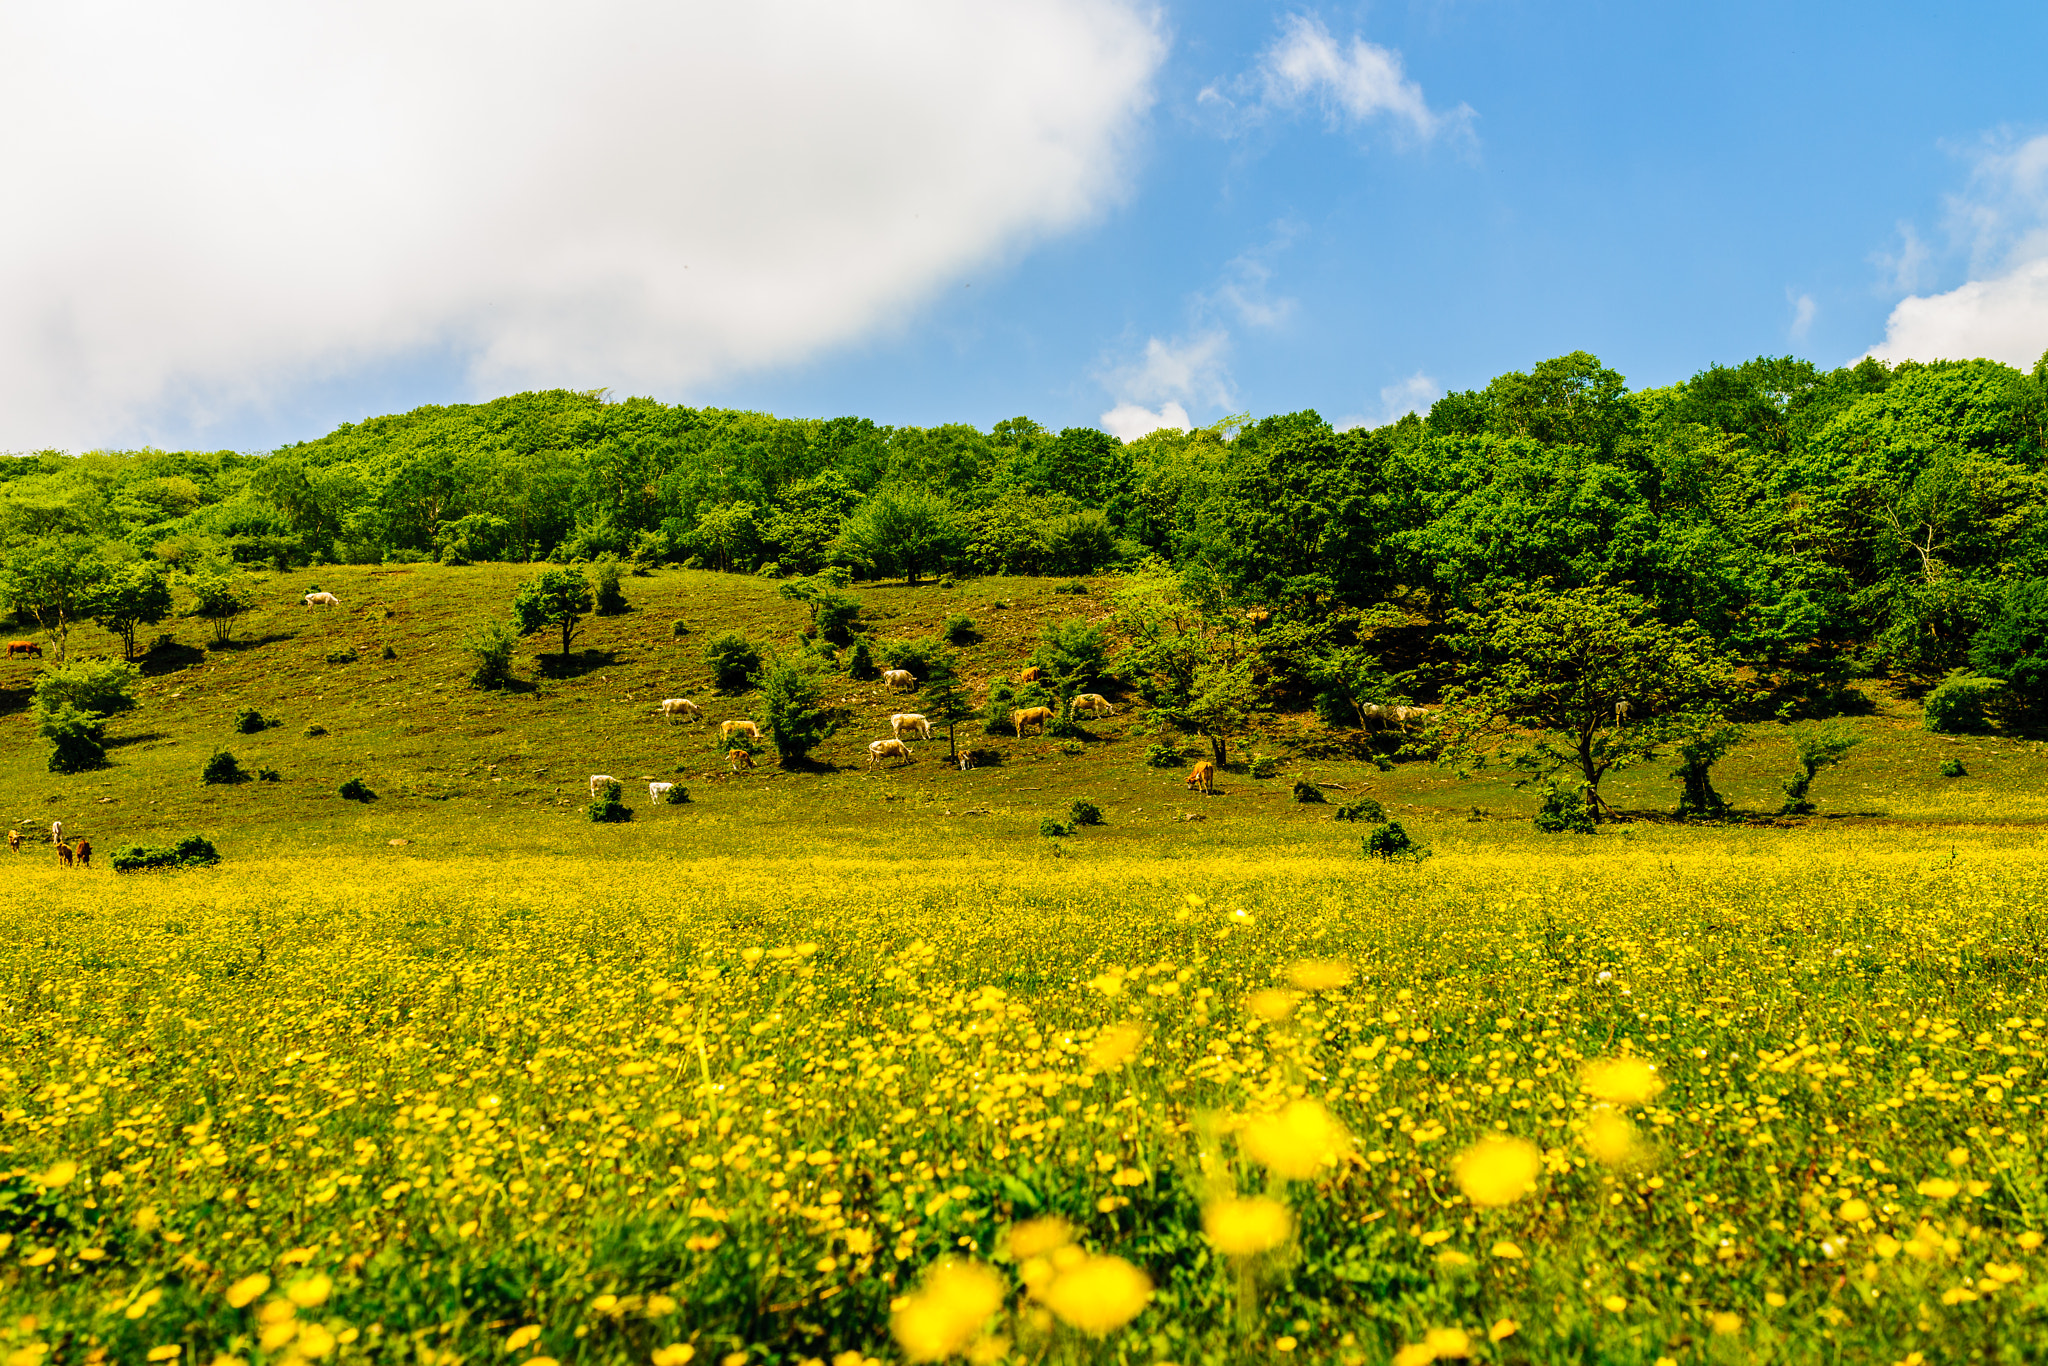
1709,1312,1742,1336
1086,972,1125,997
1602,1295,1628,1313
1579,1057,1663,1106
1007,1218,1074,1260
1488,1319,1519,1343
1946,1147,1970,1167
1873,1235,1902,1259
1917,1178,1960,1199
125,1288,162,1319
1038,1255,1152,1335
1247,988,1298,1022
651,1347,696,1366
1490,1241,1523,1259
285,1273,332,1308
1202,1197,1293,1256
506,1325,543,1354
1240,1099,1350,1180
1435,1250,1471,1268
892,1259,1005,1363
1582,1109,1641,1168
145,1349,181,1362
296,1324,337,1359
35,1161,78,1190
2019,1232,2044,1251
1087,1023,1144,1071
225,1274,271,1309
1836,1199,1870,1223
1423,1328,1470,1357
1453,1135,1541,1207
1287,958,1353,991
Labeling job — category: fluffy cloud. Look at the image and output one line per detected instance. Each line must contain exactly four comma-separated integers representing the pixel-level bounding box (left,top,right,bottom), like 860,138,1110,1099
1788,292,1817,342
1099,401,1192,442
0,1,1165,449
1870,134,2048,369
1097,329,1235,438
1337,371,1440,431
1204,13,1472,146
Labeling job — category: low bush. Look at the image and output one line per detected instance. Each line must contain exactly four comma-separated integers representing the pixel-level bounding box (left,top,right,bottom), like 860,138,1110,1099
109,835,220,873
661,784,691,805
672,618,691,638
304,724,328,738
942,614,979,646
464,619,520,690
1922,673,2002,734
1939,756,1967,778
1052,580,1088,595
586,780,631,823
1057,739,1084,756
32,659,140,719
381,644,397,660
1291,779,1326,804
1145,743,1182,769
706,632,763,692
234,707,269,735
1363,821,1428,861
1069,799,1104,827
201,750,245,785
1334,797,1386,823
844,639,877,680
257,768,282,782
1038,817,1071,838
1249,753,1281,779
1534,786,1596,834
593,558,630,615
325,648,358,665
338,776,376,802
41,706,106,774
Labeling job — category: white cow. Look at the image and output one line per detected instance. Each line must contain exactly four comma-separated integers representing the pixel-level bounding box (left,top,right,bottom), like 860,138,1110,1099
588,774,620,798
51,819,63,846
882,668,917,693
1393,704,1435,729
658,698,702,723
303,592,341,607
720,719,761,741
649,781,675,801
868,738,912,769
1615,700,1632,725
890,712,933,741
1072,694,1115,718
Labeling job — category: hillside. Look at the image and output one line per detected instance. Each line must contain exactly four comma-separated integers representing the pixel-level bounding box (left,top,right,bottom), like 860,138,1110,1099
8,564,2048,863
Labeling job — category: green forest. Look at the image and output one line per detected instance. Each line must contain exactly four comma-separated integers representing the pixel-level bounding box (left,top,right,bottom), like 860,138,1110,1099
8,348,2048,714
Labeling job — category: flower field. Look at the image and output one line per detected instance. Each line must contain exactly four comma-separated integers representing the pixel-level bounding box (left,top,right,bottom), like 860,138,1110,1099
5,826,2047,1364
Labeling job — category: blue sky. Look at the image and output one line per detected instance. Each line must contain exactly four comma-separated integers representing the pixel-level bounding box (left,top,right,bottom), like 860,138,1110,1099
5,1,2046,452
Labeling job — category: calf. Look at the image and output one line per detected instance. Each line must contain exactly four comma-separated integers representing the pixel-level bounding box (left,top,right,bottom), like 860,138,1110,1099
4,640,41,658
957,752,975,772
868,738,912,769
74,840,91,869
56,841,73,868
1017,666,1043,684
890,712,933,741
727,749,756,772
720,719,761,741
882,668,917,693
1185,761,1216,795
1072,693,1114,718
658,698,702,723
588,774,620,798
6,830,16,853
1010,706,1053,737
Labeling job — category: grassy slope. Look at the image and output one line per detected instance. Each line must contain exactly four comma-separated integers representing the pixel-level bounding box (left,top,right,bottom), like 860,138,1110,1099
6,563,2048,863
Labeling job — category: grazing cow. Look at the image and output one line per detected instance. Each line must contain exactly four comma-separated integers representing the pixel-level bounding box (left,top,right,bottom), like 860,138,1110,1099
5,640,40,658
1393,704,1435,729
1017,666,1043,684
1011,706,1053,737
6,830,16,853
868,738,912,769
890,712,933,741
727,749,756,772
957,752,975,772
588,774,620,798
649,781,675,801
1185,761,1217,795
883,668,917,693
658,698,702,723
74,840,91,869
1359,703,1395,730
1072,693,1114,718
51,820,62,846
720,719,761,741
303,592,341,607
1614,700,1632,725
57,841,73,868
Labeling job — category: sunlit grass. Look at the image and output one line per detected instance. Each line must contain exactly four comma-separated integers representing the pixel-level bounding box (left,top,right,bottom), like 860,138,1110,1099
5,824,2047,1363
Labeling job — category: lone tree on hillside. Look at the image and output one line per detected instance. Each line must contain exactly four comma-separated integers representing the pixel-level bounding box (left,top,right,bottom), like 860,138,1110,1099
185,569,257,646
1113,564,1262,767
511,567,595,661
91,561,174,660
2,538,108,664
757,655,839,767
1428,585,1734,822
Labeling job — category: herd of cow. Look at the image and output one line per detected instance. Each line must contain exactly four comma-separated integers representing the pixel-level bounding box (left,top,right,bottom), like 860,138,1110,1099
11,821,89,867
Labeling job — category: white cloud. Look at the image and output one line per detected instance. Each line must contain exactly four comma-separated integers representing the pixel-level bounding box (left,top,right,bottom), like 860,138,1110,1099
1788,291,1817,341
0,1,1166,449
1209,225,1301,329
1100,330,1235,413
1099,400,1192,441
1872,222,1932,294
1869,134,2048,369
1205,13,1472,146
1337,371,1441,430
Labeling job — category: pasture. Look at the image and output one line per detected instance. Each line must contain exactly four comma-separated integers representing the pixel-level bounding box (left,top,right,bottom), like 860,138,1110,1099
4,565,2048,1363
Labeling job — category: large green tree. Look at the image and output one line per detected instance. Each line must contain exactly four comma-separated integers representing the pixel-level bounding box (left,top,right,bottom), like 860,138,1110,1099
511,568,595,659
2,538,108,663
834,488,959,584
91,561,173,660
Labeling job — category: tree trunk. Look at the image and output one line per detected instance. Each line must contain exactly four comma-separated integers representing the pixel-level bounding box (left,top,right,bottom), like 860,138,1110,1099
1209,733,1227,766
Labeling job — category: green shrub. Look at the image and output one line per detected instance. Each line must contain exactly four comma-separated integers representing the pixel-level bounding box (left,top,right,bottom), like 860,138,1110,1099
32,660,139,719
1534,786,1596,834
1291,779,1326,804
1057,739,1084,756
845,639,877,680
1940,756,1967,778
201,750,245,785
1069,799,1104,827
304,724,327,738
593,558,629,615
463,618,520,690
1038,817,1071,838
1968,577,2048,714
759,655,838,766
257,767,281,782
661,784,691,805
381,644,397,661
325,648,358,665
1052,580,1088,595
234,707,269,735
1363,821,1428,861
942,615,979,646
1334,797,1385,823
110,835,220,873
672,618,691,639
1922,673,2002,734
880,636,948,681
1145,743,1182,768
1248,753,1281,779
1030,618,1108,689
586,780,631,823
338,776,376,802
706,632,763,692
40,706,106,774
1780,721,1865,815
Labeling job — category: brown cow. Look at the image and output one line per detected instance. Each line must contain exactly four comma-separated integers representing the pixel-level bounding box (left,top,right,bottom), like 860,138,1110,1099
6,830,16,853
74,840,91,869
1011,706,1053,737
5,640,41,658
727,748,756,772
1185,761,1216,795
56,841,73,868
1017,666,1043,683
